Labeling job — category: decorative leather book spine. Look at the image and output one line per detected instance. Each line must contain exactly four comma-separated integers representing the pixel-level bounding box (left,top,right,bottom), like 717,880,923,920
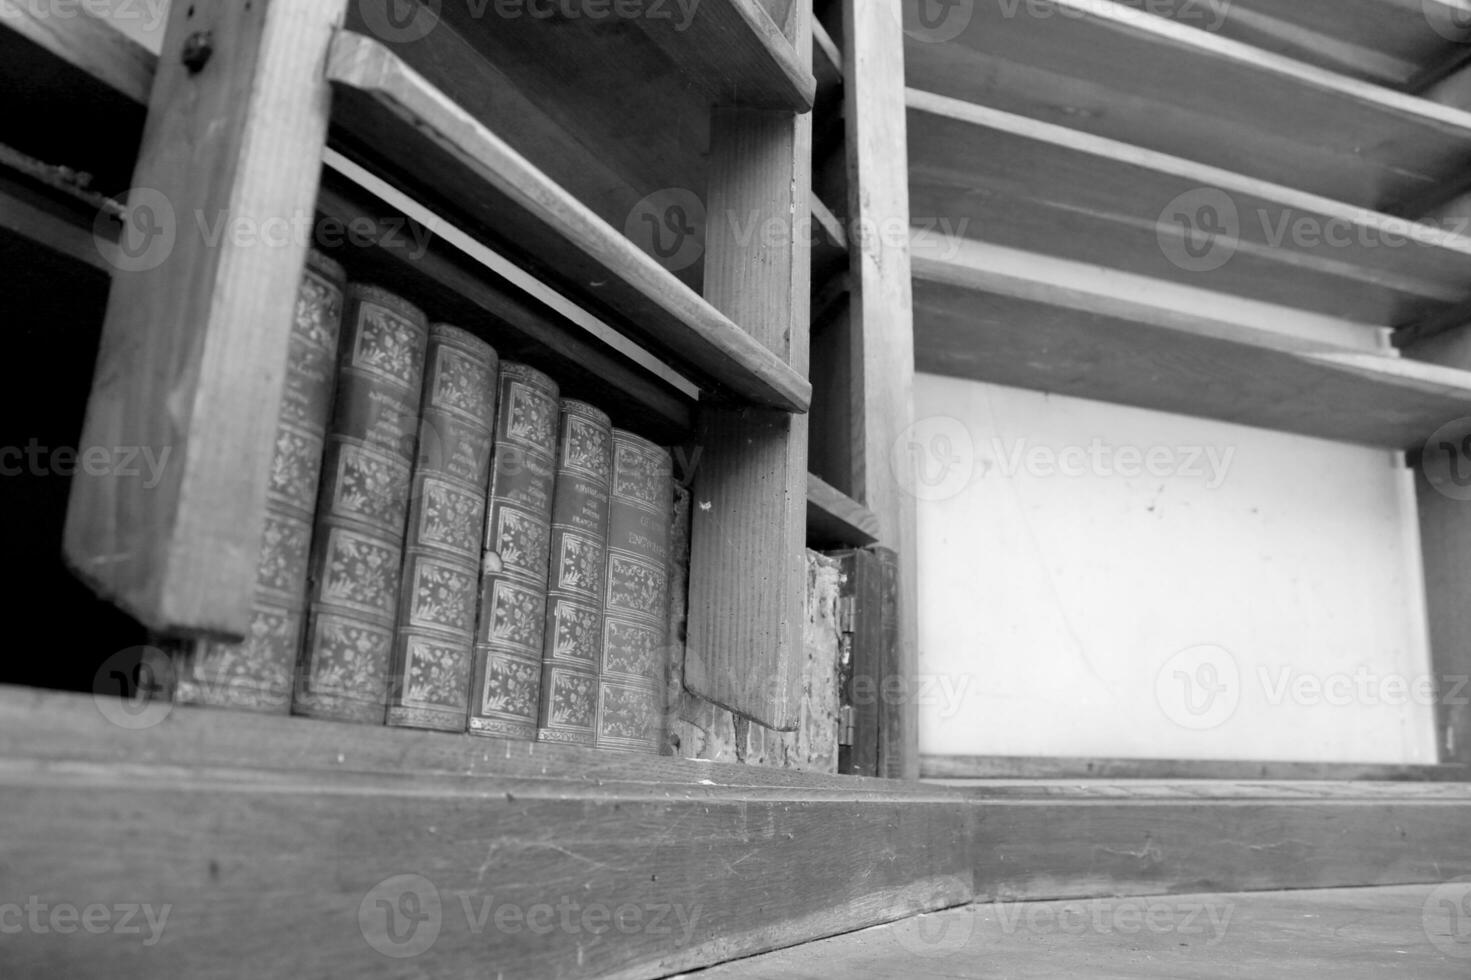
534,400,613,746
294,284,429,724
597,432,673,753
386,324,498,732
468,363,560,740
174,249,346,712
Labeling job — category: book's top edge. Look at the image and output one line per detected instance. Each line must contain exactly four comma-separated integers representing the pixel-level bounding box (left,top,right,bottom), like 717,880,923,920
429,322,499,362
305,248,346,284
611,429,671,463
560,398,612,427
347,282,429,328
501,360,559,394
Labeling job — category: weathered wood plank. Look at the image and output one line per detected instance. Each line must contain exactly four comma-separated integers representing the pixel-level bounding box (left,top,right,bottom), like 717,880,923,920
3,690,1471,976
63,0,349,637
903,0,1471,211
907,88,1471,328
694,885,1471,979
912,237,1471,450
326,31,810,413
685,3,814,731
843,0,919,779
1403,325,1471,764
806,473,880,548
923,754,1471,783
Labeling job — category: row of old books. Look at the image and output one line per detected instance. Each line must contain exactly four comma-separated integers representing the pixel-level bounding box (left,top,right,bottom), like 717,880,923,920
169,251,676,752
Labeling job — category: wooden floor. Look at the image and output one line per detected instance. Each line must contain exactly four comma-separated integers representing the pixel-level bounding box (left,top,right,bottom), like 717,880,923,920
685,885,1471,978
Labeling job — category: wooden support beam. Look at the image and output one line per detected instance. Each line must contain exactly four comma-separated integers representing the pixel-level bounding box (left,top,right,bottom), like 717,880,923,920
1404,326,1471,765
841,0,918,778
62,0,348,637
685,4,814,731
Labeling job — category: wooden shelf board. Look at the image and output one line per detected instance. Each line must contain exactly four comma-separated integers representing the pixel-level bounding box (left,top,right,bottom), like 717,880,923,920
694,885,1467,980
316,167,695,442
1174,0,1463,89
431,0,815,113
922,754,1471,783
912,236,1471,450
807,472,880,548
327,30,810,413
5,687,1470,977
0,11,148,198
812,17,842,92
903,0,1471,213
907,88,1471,328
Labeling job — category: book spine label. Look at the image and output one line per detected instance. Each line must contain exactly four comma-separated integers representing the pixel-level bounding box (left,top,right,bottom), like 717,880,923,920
175,250,345,712
535,400,612,746
295,285,428,724
597,432,673,753
468,363,559,740
386,325,498,732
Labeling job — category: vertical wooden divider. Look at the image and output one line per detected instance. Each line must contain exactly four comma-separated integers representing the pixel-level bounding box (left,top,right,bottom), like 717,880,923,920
842,0,921,777
64,0,348,637
685,4,814,731
1406,328,1471,765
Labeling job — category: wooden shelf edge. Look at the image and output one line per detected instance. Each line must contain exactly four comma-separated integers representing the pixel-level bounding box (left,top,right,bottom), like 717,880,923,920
811,17,842,92
0,4,154,104
912,237,1471,450
327,30,811,413
4,686,1470,977
922,754,1471,783
806,473,880,548
906,87,1471,265
904,0,1471,213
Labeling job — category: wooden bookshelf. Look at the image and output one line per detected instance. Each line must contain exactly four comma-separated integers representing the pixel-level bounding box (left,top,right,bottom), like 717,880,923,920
902,0,1471,212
